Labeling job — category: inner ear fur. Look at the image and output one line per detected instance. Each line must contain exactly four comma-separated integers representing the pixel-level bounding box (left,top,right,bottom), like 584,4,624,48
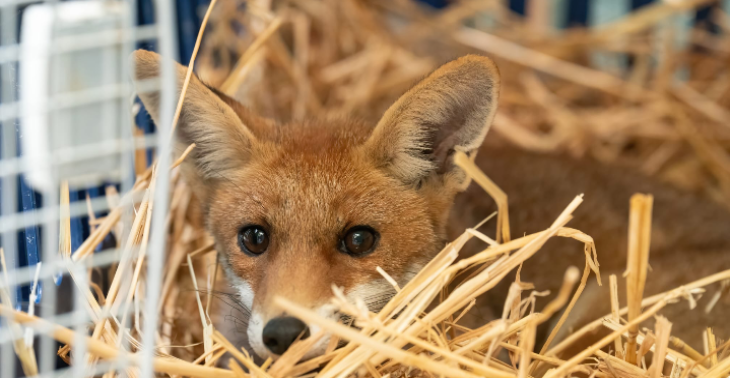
131,49,259,201
364,54,500,188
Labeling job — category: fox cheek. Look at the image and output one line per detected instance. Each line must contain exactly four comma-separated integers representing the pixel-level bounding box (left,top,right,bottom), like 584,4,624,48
344,262,424,310
217,254,256,310
236,281,255,310
247,311,267,358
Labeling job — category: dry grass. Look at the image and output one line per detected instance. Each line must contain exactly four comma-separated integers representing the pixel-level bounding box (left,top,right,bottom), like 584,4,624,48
2,0,730,377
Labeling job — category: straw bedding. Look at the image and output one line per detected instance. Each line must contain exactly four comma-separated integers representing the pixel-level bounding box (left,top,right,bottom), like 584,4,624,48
2,0,730,377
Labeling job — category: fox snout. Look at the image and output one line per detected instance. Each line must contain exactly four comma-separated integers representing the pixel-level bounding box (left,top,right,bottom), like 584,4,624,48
261,316,310,355
247,302,338,359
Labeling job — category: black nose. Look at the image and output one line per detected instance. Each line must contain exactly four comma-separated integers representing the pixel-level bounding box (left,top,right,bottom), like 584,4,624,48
262,316,310,355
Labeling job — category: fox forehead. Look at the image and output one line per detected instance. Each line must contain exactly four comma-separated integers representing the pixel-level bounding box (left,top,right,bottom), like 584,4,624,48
264,116,373,149
206,118,436,240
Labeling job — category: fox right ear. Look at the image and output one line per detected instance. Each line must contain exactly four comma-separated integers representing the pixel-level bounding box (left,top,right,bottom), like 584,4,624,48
131,50,257,202
364,55,500,190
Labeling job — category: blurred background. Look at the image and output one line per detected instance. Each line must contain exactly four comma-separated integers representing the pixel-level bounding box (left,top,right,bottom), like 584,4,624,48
194,0,730,205
1,0,730,376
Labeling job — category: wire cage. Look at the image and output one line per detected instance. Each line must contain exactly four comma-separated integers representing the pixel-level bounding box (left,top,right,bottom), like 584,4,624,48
0,0,209,376
1,0,730,377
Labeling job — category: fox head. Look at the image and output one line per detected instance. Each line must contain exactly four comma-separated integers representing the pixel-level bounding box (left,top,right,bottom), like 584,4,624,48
132,50,500,359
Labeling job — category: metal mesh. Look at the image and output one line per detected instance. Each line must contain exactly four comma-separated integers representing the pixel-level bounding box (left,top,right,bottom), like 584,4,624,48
0,0,178,376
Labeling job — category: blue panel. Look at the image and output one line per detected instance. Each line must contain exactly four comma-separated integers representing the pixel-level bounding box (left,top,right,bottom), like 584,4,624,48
631,0,654,9
14,119,42,305
137,0,156,26
509,0,527,15
177,0,197,64
136,0,157,166
416,0,450,9
18,174,41,307
695,3,720,34
68,190,85,255
566,0,589,27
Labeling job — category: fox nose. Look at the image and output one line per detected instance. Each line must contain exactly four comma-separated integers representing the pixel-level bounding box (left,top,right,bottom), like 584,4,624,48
262,316,310,355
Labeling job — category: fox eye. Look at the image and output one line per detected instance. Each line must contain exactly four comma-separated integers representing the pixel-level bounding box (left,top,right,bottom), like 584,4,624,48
239,225,269,255
340,226,379,257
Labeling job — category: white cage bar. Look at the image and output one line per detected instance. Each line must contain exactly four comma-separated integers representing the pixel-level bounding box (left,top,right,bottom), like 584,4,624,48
0,0,178,377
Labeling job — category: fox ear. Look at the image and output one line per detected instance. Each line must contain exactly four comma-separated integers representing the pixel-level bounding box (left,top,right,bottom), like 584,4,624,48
131,49,256,201
364,55,500,189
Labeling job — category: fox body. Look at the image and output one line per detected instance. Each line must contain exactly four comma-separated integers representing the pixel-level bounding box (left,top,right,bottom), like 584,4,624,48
133,50,730,360
453,149,730,353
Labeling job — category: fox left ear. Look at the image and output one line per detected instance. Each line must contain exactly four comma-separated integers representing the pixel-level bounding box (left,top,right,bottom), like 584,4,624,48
130,49,258,204
363,55,500,189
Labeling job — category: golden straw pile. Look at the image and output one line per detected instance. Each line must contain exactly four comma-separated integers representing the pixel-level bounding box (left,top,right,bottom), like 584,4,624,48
2,0,730,377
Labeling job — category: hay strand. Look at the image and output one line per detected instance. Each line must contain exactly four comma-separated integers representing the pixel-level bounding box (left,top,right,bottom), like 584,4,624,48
625,194,654,365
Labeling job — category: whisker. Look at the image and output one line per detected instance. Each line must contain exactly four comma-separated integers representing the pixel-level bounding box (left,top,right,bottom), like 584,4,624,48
224,313,250,333
185,288,252,318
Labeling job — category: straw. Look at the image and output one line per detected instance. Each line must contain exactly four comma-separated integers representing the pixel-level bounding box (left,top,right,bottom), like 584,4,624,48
0,305,235,378
2,1,730,377
624,194,653,365
609,274,625,359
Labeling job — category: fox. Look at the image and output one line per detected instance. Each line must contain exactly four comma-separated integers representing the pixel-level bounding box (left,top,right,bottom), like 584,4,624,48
131,49,730,362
